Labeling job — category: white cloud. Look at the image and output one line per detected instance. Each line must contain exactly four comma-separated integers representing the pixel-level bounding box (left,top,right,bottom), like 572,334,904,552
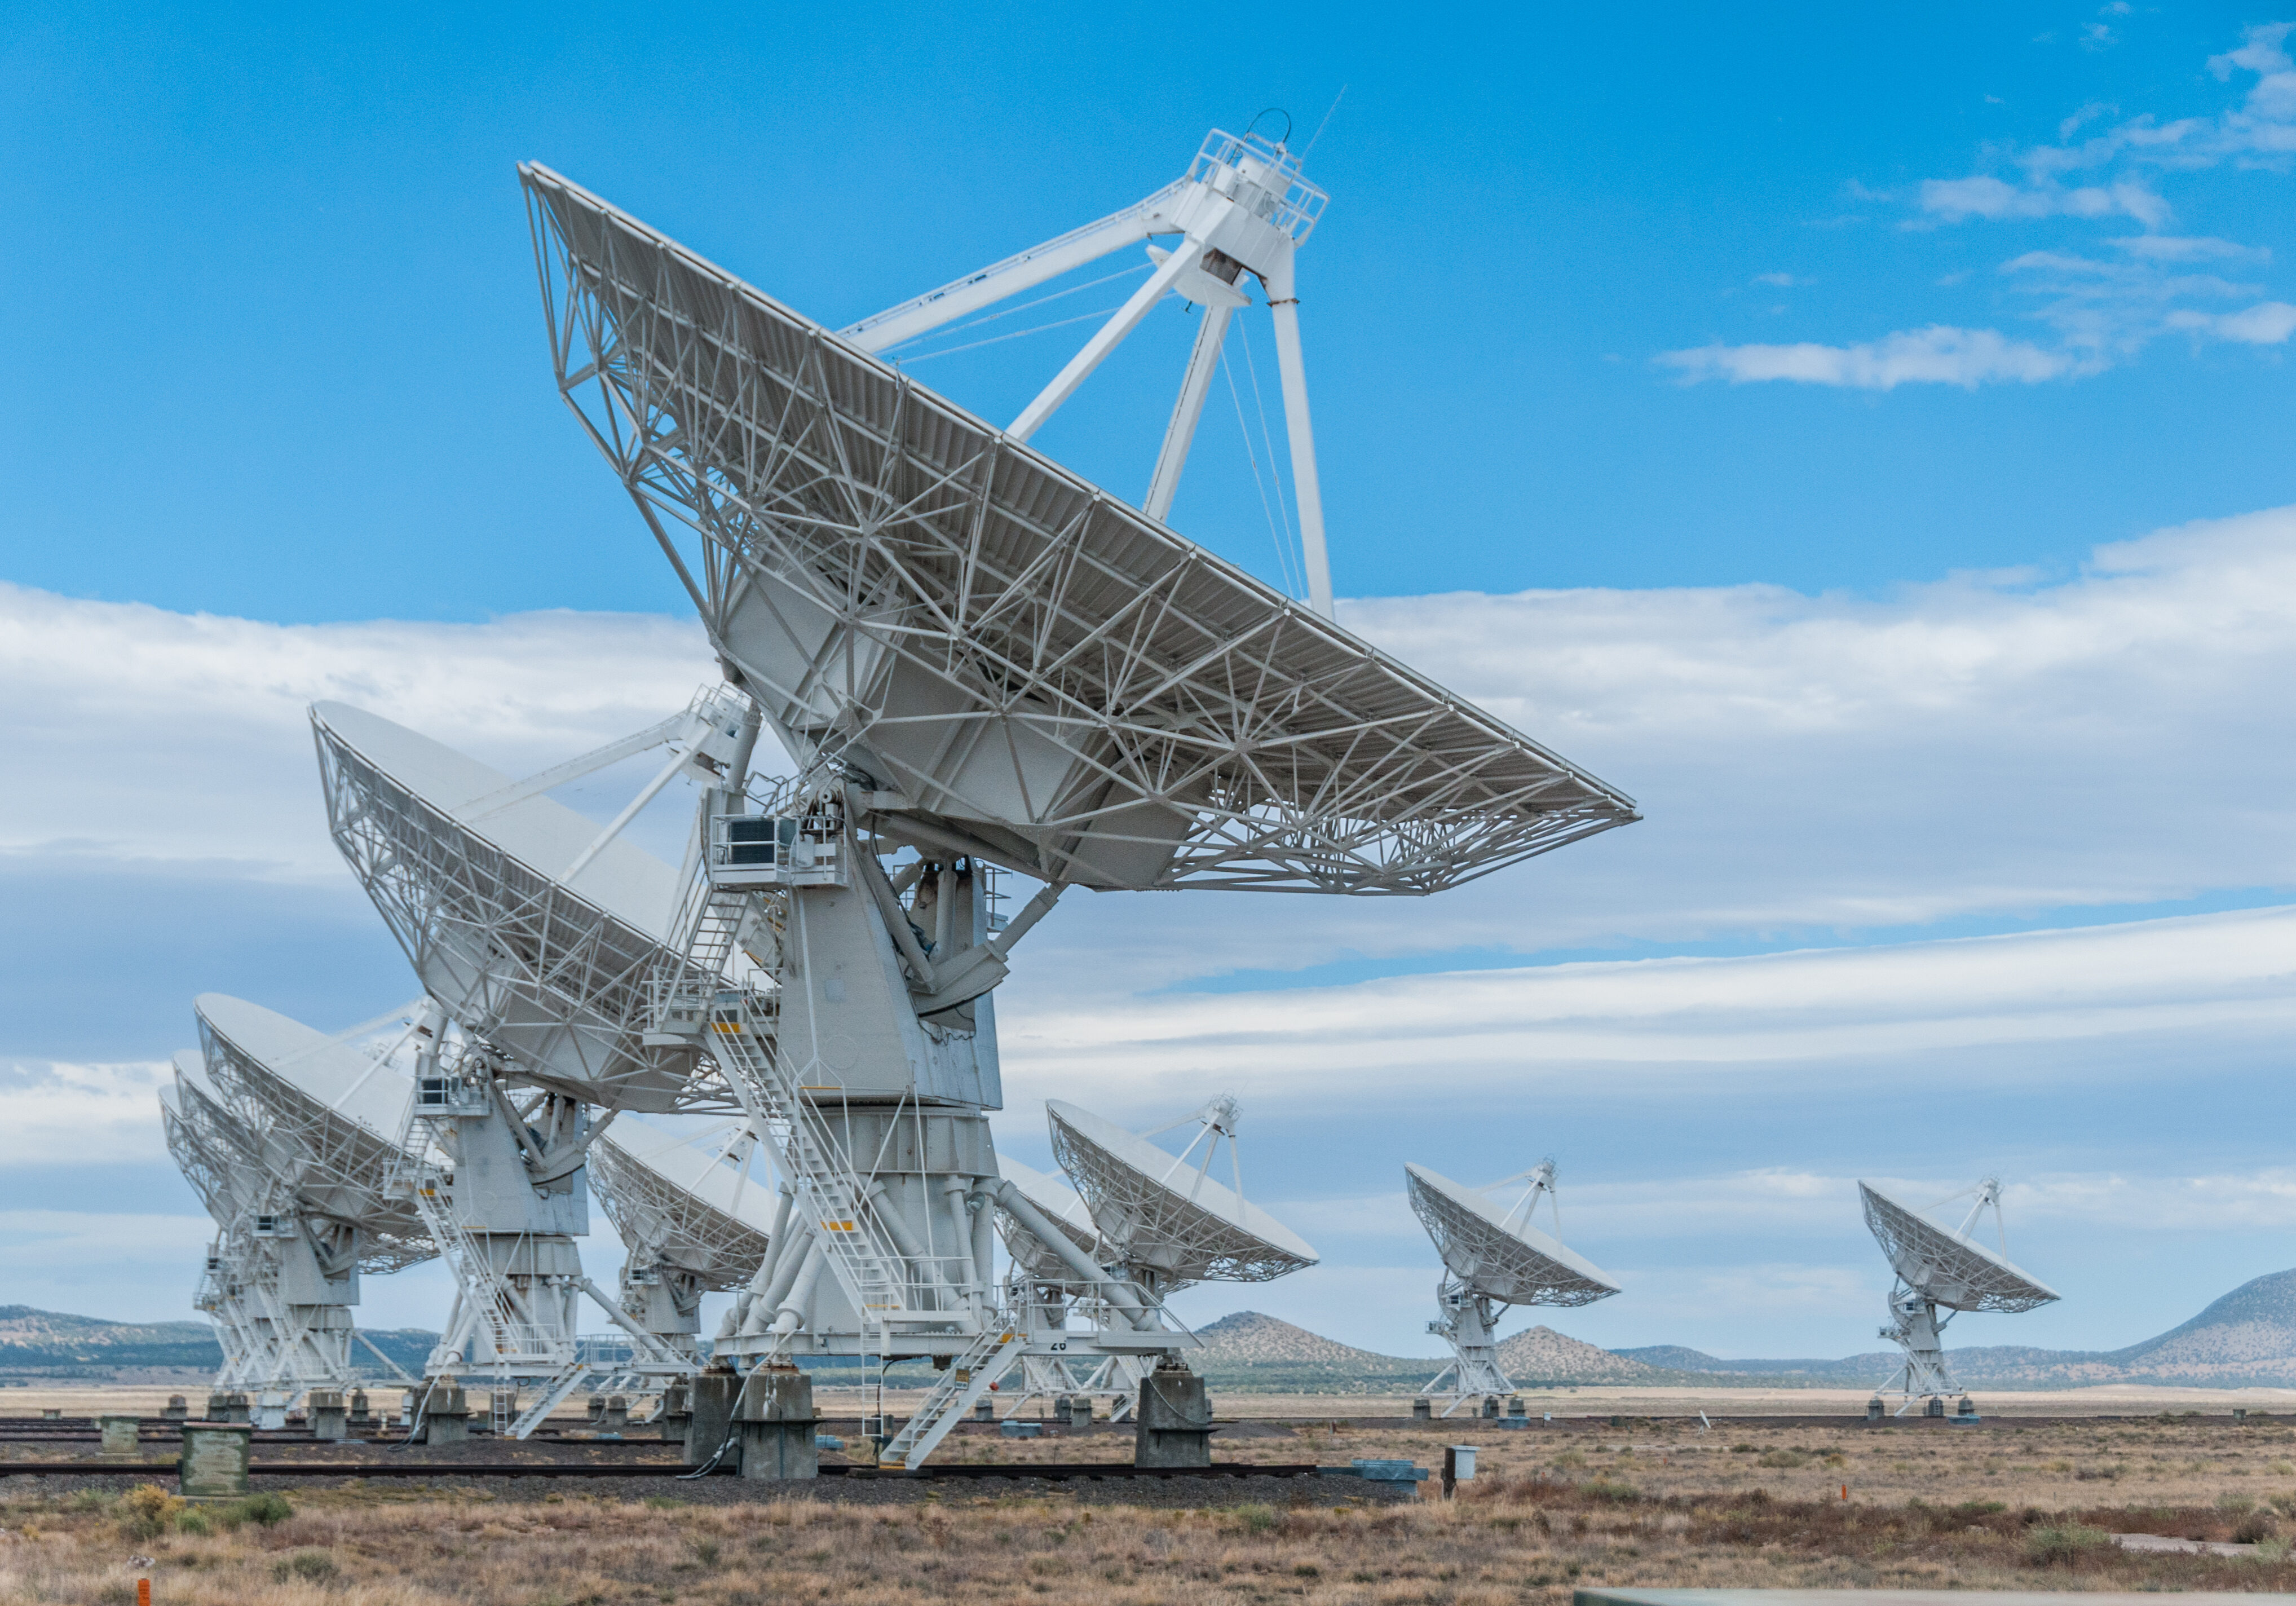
1751,272,1809,288
0,585,720,880
14,503,2296,1010
0,1060,175,1166
1917,175,2166,227
1658,324,2074,389
991,504,2296,998
1000,906,2296,1118
1716,26,2295,389
2167,300,2296,343
2112,234,2268,262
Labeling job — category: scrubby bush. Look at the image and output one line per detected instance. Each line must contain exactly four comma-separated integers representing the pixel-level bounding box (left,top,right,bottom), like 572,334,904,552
1582,1479,1640,1503
1757,1449,1808,1468
2026,1524,2111,1565
2234,1511,2280,1545
116,1484,184,1541
271,1550,338,1583
222,1492,293,1528
172,1507,213,1537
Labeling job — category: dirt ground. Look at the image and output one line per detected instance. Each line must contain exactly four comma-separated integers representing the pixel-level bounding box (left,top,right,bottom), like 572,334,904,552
14,1400,2296,1603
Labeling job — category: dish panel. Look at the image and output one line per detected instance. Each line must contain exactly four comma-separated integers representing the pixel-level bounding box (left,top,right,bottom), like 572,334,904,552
1045,1099,1315,1285
195,995,434,1271
312,702,721,1113
590,1125,775,1286
1405,1163,1619,1307
1859,1181,2060,1313
522,164,1638,895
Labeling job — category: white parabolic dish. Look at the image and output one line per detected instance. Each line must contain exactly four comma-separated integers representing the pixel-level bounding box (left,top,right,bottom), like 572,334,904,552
1405,1163,1619,1307
589,1126,776,1286
1859,1181,2060,1313
994,1153,1100,1279
310,701,704,1112
1045,1099,1316,1285
520,163,1639,897
161,1065,263,1223
196,994,433,1271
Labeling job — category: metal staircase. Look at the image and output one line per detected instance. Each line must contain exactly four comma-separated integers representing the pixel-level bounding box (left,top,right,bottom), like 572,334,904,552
397,1150,589,1436
700,991,913,1335
879,1325,1026,1470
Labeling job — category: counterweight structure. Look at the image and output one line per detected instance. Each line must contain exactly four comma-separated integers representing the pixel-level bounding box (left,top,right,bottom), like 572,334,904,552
516,138,1639,1467
1860,1179,2059,1413
1407,1161,1618,1416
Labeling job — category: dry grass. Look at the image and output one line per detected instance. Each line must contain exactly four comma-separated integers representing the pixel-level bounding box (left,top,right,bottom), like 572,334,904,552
13,1414,2296,1603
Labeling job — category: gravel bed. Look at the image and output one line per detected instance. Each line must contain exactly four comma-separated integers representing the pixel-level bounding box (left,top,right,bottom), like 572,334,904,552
4,1468,1410,1508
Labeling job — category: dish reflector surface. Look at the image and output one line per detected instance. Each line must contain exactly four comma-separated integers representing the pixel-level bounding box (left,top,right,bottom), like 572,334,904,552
1859,1181,2059,1313
196,995,433,1271
1405,1163,1618,1307
312,701,707,1111
589,1126,775,1287
1045,1099,1315,1285
521,164,1638,896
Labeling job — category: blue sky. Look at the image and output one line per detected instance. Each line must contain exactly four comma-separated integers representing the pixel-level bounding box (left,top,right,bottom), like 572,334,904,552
5,2,2296,1366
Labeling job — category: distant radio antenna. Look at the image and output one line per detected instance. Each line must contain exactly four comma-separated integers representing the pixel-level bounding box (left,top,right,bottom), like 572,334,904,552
1407,1161,1618,1418
1860,1179,2059,1418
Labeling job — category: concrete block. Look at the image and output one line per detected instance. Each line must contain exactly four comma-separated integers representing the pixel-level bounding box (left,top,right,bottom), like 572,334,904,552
179,1423,253,1499
735,1366,819,1480
422,1383,471,1445
307,1390,347,1441
97,1415,140,1456
1134,1362,1213,1468
686,1367,740,1466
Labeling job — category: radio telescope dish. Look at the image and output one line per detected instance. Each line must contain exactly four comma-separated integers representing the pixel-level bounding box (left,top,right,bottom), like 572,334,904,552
312,700,731,1111
994,1154,1099,1281
162,1062,270,1225
1860,1181,2059,1313
590,1124,776,1287
1406,1160,1617,1415
1045,1097,1315,1288
1860,1179,2058,1411
521,162,1637,896
1406,1163,1618,1308
195,994,432,1272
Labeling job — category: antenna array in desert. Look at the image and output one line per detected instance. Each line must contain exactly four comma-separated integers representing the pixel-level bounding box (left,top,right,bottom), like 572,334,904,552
505,136,1631,1467
161,123,1637,1464
1860,1179,2058,1414
1407,1161,1619,1417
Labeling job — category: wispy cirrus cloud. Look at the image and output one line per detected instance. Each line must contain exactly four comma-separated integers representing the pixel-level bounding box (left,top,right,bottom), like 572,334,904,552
1665,24,2296,389
1659,324,2077,389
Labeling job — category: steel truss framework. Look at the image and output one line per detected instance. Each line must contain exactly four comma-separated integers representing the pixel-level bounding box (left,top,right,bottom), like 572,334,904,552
521,164,1639,896
589,1124,774,1349
1048,1101,1313,1287
313,709,741,1117
197,1007,435,1274
162,1070,359,1400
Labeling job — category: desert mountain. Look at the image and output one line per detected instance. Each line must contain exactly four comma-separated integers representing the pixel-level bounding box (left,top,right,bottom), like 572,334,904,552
1612,1268,2296,1390
0,1307,435,1383
1496,1325,1666,1385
